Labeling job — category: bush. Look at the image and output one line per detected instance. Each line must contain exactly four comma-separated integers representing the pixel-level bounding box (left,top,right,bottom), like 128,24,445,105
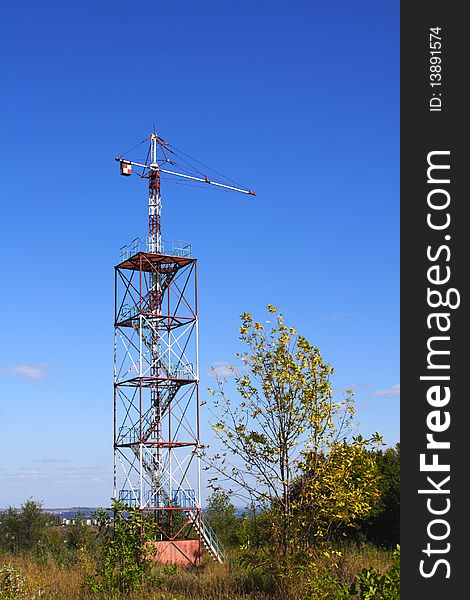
0,562,45,599
349,545,400,599
84,501,158,595
0,563,27,599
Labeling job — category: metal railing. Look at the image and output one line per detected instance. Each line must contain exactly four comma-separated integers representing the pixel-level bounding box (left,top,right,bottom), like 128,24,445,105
172,489,196,508
118,489,140,507
165,240,192,258
119,237,192,262
170,364,196,379
186,509,226,563
118,489,168,508
200,516,227,562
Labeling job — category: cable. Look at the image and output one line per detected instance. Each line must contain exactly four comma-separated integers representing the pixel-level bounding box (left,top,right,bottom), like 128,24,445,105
167,143,248,188
119,135,150,158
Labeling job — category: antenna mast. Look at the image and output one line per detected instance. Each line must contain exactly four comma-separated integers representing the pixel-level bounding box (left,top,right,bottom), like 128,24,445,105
148,133,162,254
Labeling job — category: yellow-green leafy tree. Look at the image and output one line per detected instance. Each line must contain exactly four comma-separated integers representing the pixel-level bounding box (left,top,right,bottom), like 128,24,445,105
208,306,382,567
292,438,382,549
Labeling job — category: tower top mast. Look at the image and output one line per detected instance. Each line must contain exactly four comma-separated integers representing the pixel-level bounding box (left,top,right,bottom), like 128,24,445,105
115,131,255,253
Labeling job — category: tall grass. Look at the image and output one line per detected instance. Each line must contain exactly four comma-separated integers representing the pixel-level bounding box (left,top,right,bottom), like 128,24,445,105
0,543,393,600
0,553,86,598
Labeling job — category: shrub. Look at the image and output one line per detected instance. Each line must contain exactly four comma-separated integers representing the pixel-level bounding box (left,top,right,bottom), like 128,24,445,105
349,545,400,599
0,563,45,599
0,563,27,599
84,501,158,595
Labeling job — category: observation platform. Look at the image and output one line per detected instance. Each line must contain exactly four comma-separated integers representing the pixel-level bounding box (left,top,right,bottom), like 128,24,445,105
116,238,195,272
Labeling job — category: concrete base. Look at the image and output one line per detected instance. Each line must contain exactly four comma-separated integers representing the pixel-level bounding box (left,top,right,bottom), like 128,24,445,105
152,540,201,565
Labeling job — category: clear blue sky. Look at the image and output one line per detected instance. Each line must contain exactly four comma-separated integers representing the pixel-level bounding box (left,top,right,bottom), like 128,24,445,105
0,0,399,508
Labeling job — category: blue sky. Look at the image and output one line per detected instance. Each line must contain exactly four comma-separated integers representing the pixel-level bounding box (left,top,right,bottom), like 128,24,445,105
0,0,399,507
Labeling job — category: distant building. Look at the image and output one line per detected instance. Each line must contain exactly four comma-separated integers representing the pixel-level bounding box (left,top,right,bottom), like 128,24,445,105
61,517,98,526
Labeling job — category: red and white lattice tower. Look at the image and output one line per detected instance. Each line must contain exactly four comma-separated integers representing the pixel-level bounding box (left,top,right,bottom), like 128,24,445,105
113,132,254,565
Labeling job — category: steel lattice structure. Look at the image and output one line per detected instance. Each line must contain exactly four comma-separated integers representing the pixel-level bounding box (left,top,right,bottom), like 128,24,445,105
113,133,254,565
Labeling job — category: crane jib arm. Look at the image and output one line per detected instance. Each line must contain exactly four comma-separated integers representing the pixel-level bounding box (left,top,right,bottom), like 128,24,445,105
114,156,255,195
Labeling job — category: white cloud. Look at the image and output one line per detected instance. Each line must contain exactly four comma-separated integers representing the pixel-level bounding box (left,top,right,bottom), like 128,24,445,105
209,361,235,378
327,312,352,321
31,458,71,464
7,363,49,380
372,384,400,398
336,383,373,393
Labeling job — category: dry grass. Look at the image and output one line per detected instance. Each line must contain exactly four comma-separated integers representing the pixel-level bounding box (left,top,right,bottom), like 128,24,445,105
0,552,88,598
0,544,393,600
0,553,273,600
335,543,393,587
159,559,275,600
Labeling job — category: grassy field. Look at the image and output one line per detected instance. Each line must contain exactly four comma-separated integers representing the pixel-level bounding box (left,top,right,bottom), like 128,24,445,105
0,543,394,600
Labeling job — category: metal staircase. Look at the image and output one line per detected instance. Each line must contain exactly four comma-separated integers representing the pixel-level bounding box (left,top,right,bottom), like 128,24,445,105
185,509,226,563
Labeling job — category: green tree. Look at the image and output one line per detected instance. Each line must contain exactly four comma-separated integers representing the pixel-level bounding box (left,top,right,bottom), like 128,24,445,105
240,503,273,549
208,306,381,566
65,510,95,552
0,499,50,554
357,443,400,547
292,438,381,547
205,490,242,548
